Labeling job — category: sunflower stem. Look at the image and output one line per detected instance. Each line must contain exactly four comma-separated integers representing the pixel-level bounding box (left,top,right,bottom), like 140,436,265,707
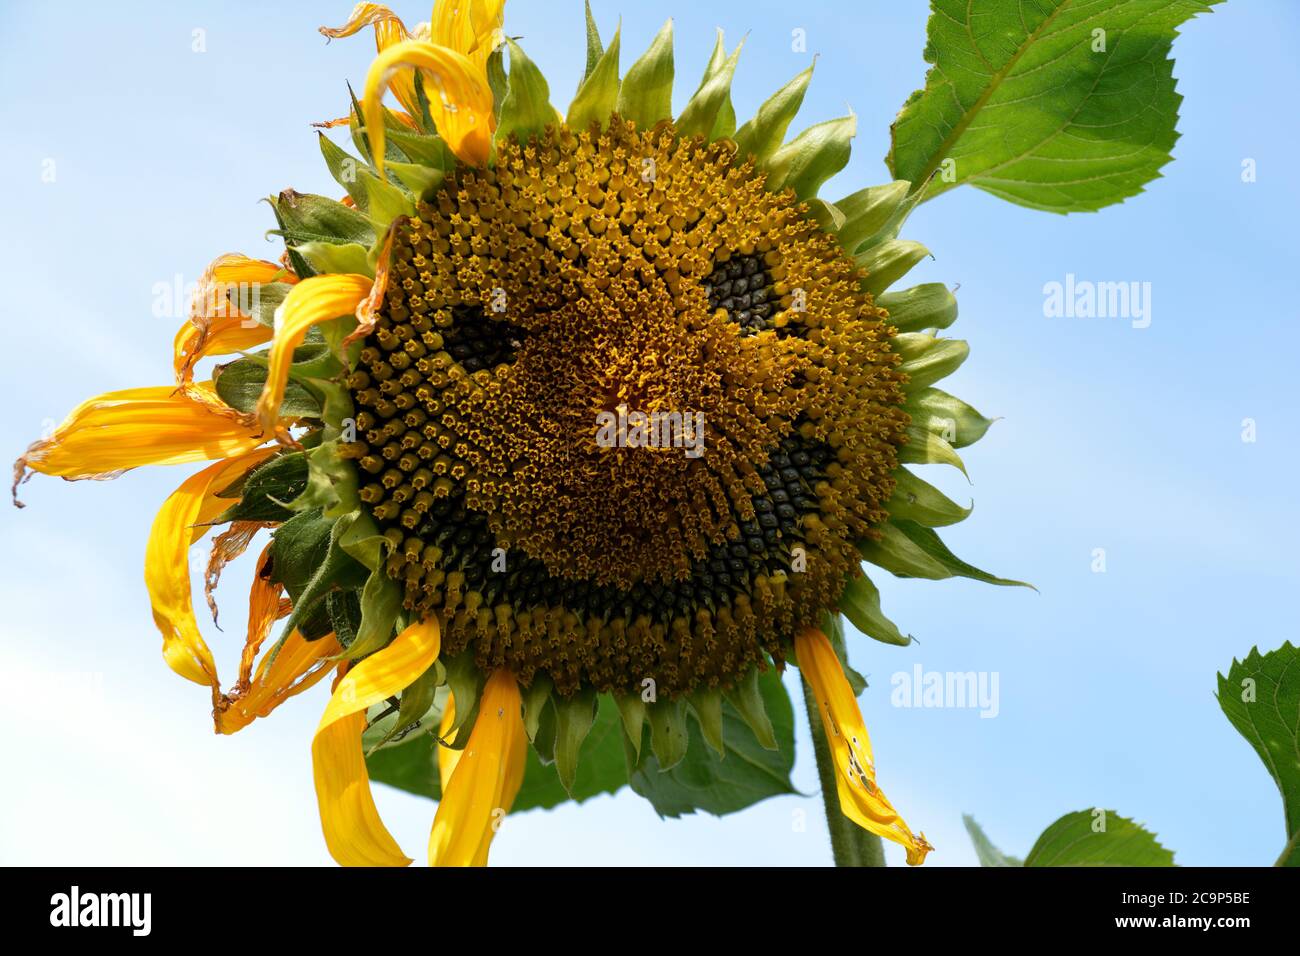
801,680,886,867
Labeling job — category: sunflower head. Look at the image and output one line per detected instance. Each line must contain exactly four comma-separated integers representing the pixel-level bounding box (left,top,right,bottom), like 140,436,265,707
14,1,1023,867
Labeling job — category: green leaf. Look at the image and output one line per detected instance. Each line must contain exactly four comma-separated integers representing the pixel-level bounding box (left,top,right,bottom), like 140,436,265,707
839,573,912,647
675,30,742,141
879,283,958,334
615,19,673,131
211,356,323,420
497,39,554,146
567,24,621,132
1217,642,1300,866
733,65,813,167
629,668,797,818
213,451,308,524
962,814,1023,866
1025,810,1175,866
767,113,856,200
888,0,1223,213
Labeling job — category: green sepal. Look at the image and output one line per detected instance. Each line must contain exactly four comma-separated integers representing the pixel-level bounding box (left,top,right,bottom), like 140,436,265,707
733,64,813,167
385,161,444,200
866,519,1033,589
896,335,970,391
275,511,369,640
212,356,322,420
326,589,363,649
368,665,438,753
898,425,967,476
237,281,292,328
905,387,994,449
318,132,370,210
497,39,554,146
530,699,558,765
721,666,777,750
567,24,621,132
857,239,930,296
442,651,485,741
688,688,725,757
270,189,375,248
834,180,923,254
553,688,598,795
362,175,415,235
213,451,308,524
346,567,403,659
879,283,958,333
615,19,673,131
675,30,742,141
384,128,453,169
522,673,554,743
766,113,855,200
614,692,647,757
858,521,951,581
289,439,362,520
839,573,912,647
646,697,689,770
885,466,972,528
292,241,373,278
805,198,846,233
582,1,604,80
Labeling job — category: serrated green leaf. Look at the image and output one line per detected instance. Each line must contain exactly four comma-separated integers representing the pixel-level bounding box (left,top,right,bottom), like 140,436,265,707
839,573,912,647
1216,642,1300,866
497,39,554,146
888,0,1223,213
879,283,958,334
567,24,621,132
962,814,1023,866
767,113,855,200
629,668,796,819
1025,810,1175,866
615,19,673,131
733,65,812,166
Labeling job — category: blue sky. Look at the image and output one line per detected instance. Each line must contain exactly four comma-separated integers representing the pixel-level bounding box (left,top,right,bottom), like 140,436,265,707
1,0,1296,866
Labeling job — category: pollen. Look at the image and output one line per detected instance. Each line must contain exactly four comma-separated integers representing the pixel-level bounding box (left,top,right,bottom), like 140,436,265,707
342,119,910,696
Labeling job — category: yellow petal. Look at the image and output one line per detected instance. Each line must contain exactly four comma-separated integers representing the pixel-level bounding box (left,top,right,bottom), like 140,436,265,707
437,690,461,794
428,669,525,867
13,385,268,504
321,4,422,117
255,274,373,433
430,0,506,74
312,617,441,867
174,253,295,389
214,544,340,734
794,626,934,866
145,450,276,688
363,38,495,172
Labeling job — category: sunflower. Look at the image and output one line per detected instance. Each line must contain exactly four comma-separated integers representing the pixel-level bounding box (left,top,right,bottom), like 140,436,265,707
12,0,1021,867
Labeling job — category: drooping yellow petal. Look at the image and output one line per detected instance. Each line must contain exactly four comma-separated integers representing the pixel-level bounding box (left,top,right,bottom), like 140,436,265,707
174,253,295,389
13,385,268,504
363,38,495,172
428,669,525,867
213,544,340,734
312,617,441,867
794,626,934,866
430,0,506,75
321,4,422,117
437,690,461,794
255,274,373,433
145,449,276,689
